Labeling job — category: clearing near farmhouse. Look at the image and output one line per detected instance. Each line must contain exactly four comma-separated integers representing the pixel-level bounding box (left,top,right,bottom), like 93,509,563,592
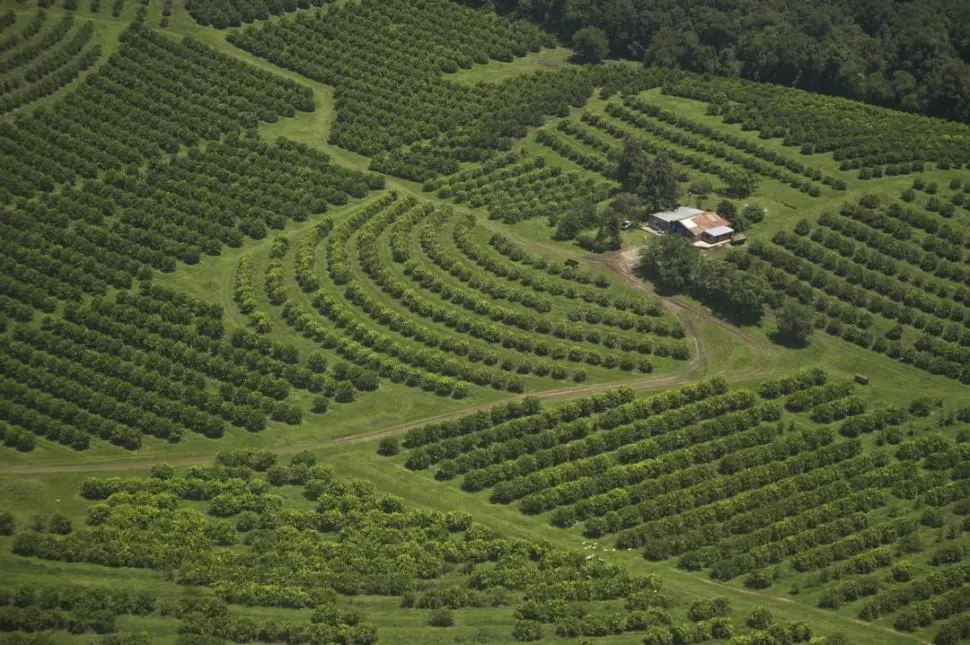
1,0,970,643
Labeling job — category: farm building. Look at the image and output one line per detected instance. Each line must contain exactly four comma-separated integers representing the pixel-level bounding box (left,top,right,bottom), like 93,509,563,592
647,206,704,233
674,211,734,242
647,207,735,245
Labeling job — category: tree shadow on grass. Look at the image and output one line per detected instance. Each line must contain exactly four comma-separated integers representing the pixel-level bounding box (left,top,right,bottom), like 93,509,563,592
767,330,811,349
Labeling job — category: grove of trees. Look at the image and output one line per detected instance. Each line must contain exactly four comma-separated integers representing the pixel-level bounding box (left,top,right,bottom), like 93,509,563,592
0,26,314,203
461,0,970,124
393,368,968,638
733,195,970,383
637,236,767,324
0,450,684,643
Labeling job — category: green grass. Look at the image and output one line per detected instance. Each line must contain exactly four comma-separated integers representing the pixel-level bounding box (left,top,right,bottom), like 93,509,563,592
448,47,573,85
640,88,964,240
319,444,926,645
0,450,927,645
1,2,968,643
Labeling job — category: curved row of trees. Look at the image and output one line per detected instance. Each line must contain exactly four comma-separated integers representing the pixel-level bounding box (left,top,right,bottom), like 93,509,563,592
0,14,74,74
314,205,527,391
0,9,45,55
283,302,468,398
430,151,613,224
0,13,104,115
0,43,101,116
422,214,681,340
667,75,970,166
488,230,613,289
371,200,682,363
261,192,685,397
458,218,666,319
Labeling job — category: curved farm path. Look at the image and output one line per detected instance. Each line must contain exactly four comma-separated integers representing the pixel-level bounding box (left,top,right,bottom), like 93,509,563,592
472,225,773,378
0,370,699,476
0,245,780,476
588,246,775,378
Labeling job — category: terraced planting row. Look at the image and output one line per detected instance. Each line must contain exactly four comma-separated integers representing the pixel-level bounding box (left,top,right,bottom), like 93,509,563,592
277,193,685,398
0,133,388,453
733,195,970,383
425,151,614,224
0,10,102,114
393,368,970,641
228,0,553,160
665,75,970,172
0,25,313,202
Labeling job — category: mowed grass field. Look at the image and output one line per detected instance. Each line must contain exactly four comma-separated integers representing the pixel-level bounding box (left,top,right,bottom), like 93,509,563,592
2,0,970,642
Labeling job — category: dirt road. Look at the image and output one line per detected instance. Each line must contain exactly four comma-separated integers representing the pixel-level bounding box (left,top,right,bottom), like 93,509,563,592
589,246,774,371
0,245,778,476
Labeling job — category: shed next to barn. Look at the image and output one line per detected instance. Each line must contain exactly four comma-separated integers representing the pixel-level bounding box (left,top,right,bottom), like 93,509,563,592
701,225,735,245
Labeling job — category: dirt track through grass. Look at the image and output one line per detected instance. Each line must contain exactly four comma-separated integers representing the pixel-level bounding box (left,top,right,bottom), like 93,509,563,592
0,242,789,476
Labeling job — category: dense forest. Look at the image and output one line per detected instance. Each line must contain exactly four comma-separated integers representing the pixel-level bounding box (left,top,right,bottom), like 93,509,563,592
464,0,970,123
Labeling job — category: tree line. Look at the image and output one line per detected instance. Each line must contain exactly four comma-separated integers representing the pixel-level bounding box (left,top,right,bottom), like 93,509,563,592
464,0,970,124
